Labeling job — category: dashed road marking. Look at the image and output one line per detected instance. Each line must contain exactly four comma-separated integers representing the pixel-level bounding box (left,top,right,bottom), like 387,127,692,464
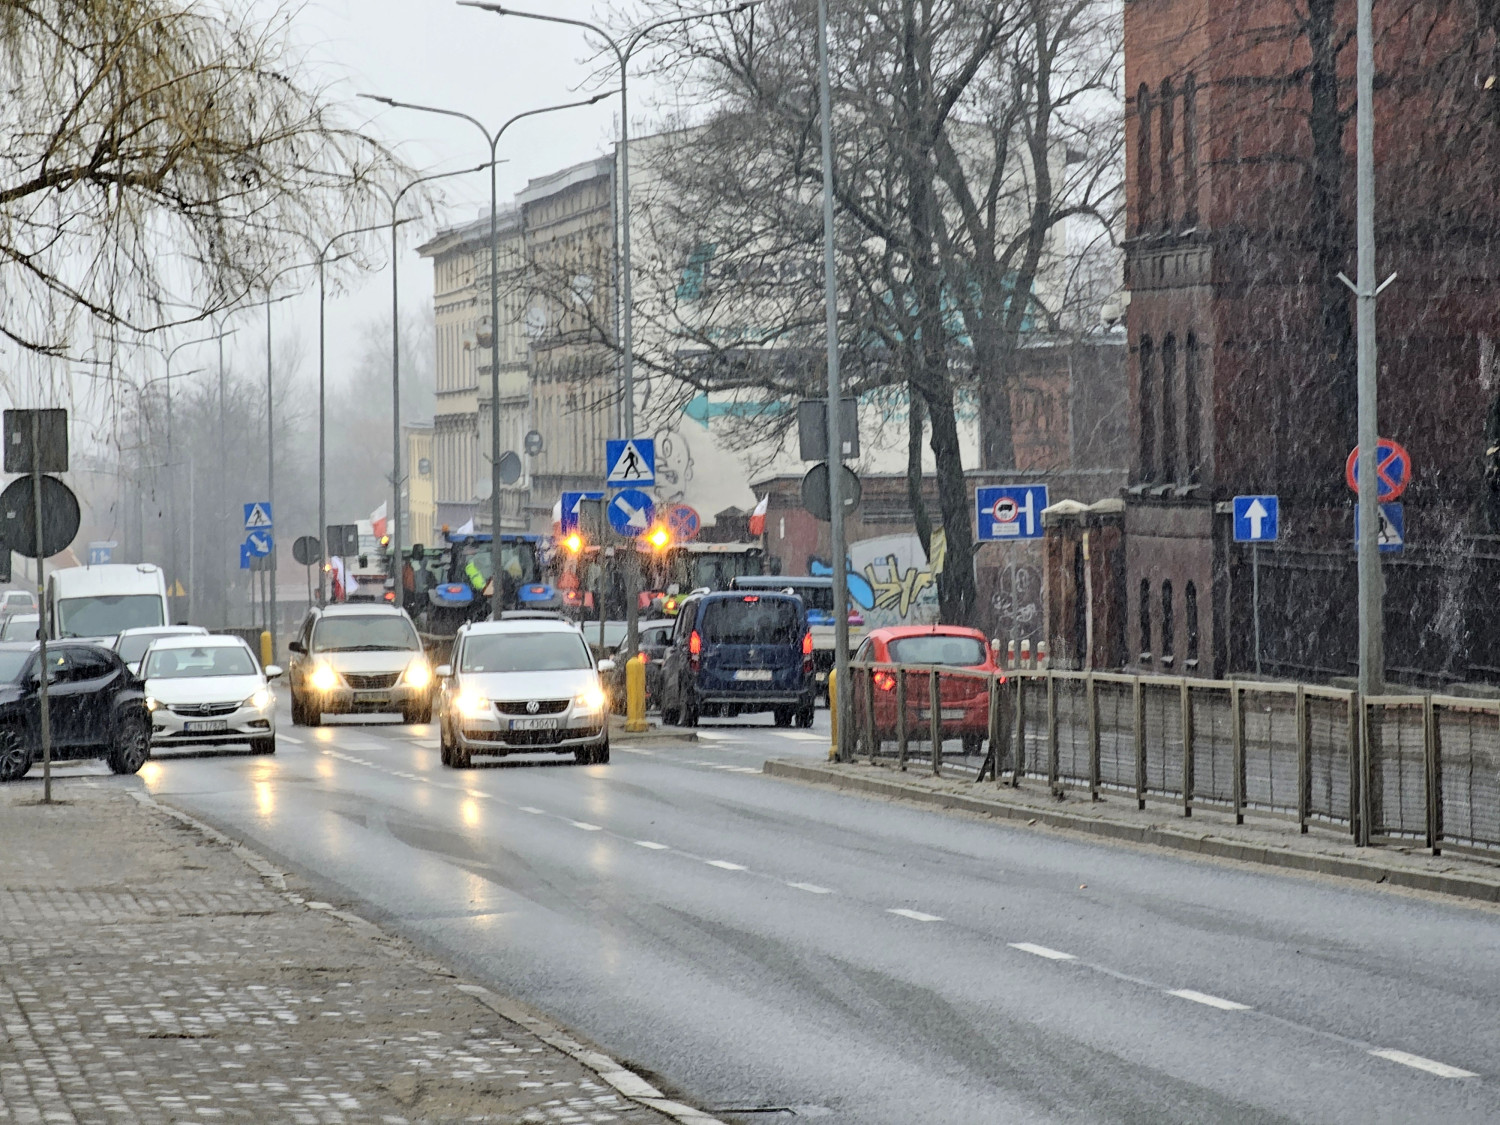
570,821,603,832
887,908,943,923
278,735,304,745
787,882,832,894
1369,1049,1477,1079
635,841,669,850
1008,942,1075,961
706,860,747,871
519,806,545,815
1168,989,1251,1011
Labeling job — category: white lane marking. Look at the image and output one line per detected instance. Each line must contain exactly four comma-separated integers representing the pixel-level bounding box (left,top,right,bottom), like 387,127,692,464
787,882,832,894
779,732,826,742
635,841,669,850
726,766,761,773
1008,942,1076,961
278,734,304,745
887,908,943,923
518,806,545,814
1369,1049,1477,1079
570,821,604,832
706,860,747,871
1168,989,1251,1012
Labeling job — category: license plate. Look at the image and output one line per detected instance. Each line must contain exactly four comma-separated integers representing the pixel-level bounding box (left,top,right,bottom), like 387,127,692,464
356,692,390,705
184,720,228,733
919,709,968,721
734,669,774,682
510,718,560,731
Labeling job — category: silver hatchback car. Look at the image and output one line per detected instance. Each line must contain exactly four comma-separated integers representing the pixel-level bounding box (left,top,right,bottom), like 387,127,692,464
436,619,612,767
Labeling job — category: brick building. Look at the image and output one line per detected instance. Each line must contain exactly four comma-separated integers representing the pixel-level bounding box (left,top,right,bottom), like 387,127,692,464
1123,0,1500,685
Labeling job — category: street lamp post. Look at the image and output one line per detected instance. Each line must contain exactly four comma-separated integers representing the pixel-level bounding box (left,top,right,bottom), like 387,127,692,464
460,0,762,654
160,331,230,621
361,92,614,622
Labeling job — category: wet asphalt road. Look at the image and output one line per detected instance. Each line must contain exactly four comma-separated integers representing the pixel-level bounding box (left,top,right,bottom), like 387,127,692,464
82,704,1500,1124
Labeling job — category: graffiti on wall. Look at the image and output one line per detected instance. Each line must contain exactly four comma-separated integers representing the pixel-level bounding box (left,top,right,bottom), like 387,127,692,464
990,562,1043,643
848,532,946,626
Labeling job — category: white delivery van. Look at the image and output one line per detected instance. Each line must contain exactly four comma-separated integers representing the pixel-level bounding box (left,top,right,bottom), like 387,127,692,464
47,563,171,640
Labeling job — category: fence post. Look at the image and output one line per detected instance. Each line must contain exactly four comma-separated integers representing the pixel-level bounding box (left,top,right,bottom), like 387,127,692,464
1296,684,1309,835
895,668,909,771
996,675,1013,785
1357,697,1374,847
1134,675,1146,810
1423,695,1438,855
1231,682,1245,825
864,666,879,764
1013,674,1027,787
1087,673,1100,802
929,667,942,777
1180,679,1194,818
1346,692,1362,841
1046,673,1059,793
980,673,1000,782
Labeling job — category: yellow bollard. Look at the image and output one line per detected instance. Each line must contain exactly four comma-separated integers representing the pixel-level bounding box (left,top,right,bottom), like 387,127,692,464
260,630,273,668
827,666,839,760
625,654,648,733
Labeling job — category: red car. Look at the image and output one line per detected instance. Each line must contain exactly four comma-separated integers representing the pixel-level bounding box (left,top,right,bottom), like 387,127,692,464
852,625,1002,754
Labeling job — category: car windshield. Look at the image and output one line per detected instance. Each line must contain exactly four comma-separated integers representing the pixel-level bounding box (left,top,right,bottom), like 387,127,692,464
0,650,31,682
460,632,592,673
888,635,988,667
0,615,39,642
700,597,801,645
313,615,419,652
56,594,164,638
753,584,834,611
3,593,36,610
144,645,258,679
117,631,193,663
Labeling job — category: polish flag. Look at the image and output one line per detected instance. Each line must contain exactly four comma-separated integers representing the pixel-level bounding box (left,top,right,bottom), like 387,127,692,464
370,501,388,539
748,494,769,537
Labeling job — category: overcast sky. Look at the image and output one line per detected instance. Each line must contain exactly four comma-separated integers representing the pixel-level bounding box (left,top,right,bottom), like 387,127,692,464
259,0,655,411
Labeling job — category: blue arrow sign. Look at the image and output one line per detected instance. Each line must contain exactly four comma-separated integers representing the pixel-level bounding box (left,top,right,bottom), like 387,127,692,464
975,485,1048,541
243,530,273,558
1233,495,1279,543
559,490,605,533
606,439,655,487
608,488,655,536
243,502,273,529
239,542,254,570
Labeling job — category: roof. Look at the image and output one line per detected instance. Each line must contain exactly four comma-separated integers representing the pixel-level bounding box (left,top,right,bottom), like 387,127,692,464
734,575,833,589
316,603,409,618
117,626,205,637
48,564,164,597
147,634,248,650
463,619,582,636
866,624,990,640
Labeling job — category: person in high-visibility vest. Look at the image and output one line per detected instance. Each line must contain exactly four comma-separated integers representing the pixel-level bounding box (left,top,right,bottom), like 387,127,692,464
464,557,485,592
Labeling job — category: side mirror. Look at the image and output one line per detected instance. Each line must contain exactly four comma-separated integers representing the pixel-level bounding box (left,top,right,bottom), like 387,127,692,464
264,664,284,679
598,658,616,674
288,640,305,654
435,664,453,679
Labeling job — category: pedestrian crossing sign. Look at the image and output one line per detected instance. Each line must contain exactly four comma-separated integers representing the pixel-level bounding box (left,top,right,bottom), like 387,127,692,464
605,439,655,487
243,502,273,529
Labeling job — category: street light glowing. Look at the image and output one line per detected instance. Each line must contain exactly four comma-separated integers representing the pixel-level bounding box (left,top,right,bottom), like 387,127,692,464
565,533,583,554
647,526,670,550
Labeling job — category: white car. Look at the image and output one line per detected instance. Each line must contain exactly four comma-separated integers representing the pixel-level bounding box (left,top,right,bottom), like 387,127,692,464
141,635,281,754
114,625,210,676
0,613,39,642
0,590,37,618
436,619,612,768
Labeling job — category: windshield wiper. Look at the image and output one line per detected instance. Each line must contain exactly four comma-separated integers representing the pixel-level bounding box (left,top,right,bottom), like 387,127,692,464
321,644,410,652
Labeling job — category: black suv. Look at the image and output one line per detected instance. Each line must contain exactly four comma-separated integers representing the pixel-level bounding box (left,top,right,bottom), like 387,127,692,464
0,642,151,782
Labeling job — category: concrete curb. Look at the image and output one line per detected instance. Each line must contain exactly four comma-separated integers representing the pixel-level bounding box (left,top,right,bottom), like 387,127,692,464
133,788,724,1125
761,760,1500,906
610,716,698,744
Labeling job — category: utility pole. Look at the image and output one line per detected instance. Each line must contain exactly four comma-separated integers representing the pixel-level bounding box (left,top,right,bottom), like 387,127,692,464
1354,0,1381,699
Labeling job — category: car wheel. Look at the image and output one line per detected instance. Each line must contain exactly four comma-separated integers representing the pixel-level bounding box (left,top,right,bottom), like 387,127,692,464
448,737,472,769
681,693,700,728
773,707,793,728
402,703,432,724
290,692,307,726
107,711,151,775
795,705,815,729
661,702,680,726
593,738,610,765
961,733,984,756
0,726,32,783
439,721,453,766
251,735,276,755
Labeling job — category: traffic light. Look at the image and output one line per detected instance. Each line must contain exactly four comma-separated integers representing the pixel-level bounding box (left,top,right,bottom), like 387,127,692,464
565,532,584,554
647,525,670,551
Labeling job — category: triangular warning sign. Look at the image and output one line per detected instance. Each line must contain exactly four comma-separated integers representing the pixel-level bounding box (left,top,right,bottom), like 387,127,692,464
169,580,187,597
245,503,272,528
606,440,654,484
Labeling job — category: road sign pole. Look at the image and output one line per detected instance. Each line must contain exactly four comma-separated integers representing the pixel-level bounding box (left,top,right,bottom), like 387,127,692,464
1253,544,1262,677
30,417,51,804
1355,0,1382,701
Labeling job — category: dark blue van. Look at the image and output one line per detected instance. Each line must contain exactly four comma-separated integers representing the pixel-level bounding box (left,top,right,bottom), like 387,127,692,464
659,592,815,728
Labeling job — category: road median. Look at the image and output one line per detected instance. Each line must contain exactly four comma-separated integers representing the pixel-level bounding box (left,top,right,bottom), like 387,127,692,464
762,758,1500,906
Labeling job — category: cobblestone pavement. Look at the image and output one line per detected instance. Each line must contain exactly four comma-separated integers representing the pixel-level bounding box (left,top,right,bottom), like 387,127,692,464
0,780,697,1125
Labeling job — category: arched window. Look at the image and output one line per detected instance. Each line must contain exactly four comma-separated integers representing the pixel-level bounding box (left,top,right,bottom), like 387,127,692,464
1161,580,1175,664
1136,84,1153,234
1185,581,1200,667
1161,333,1179,482
1182,74,1199,227
1185,333,1202,482
1158,78,1176,230
1139,577,1153,662
1139,335,1156,481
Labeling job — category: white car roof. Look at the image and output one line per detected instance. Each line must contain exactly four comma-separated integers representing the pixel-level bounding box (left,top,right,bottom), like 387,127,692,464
318,603,408,617
463,619,582,636
146,634,249,650
117,625,207,638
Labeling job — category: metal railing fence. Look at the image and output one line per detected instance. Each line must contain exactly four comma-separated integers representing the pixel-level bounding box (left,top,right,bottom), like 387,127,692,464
847,662,1500,855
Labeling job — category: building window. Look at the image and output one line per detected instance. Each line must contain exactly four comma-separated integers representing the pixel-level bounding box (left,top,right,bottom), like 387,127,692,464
1158,78,1175,231
1160,580,1175,666
1139,577,1152,663
1161,332,1179,482
1139,335,1156,481
1185,333,1201,482
1185,581,1200,668
1182,73,1199,227
1136,83,1153,234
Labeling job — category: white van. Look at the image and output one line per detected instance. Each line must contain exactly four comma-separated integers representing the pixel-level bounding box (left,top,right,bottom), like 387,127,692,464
47,563,171,640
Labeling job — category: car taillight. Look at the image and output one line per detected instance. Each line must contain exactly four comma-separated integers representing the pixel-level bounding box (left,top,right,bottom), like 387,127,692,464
873,670,897,692
689,630,701,672
801,631,813,656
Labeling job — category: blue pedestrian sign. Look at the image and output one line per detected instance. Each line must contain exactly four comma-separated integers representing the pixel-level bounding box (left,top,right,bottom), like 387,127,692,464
605,439,655,487
1354,502,1404,554
559,490,605,533
243,530,273,558
975,485,1048,541
243,502,273,529
1232,495,1279,543
608,488,655,536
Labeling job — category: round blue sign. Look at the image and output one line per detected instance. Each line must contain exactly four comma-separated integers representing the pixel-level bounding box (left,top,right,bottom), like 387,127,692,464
607,488,656,536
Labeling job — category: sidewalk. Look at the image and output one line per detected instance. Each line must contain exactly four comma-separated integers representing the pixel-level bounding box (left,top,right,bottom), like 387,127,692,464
0,781,719,1125
763,758,1500,906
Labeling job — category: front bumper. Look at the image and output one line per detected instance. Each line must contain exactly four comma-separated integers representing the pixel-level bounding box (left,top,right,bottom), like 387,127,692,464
151,703,274,745
309,682,428,714
453,709,607,754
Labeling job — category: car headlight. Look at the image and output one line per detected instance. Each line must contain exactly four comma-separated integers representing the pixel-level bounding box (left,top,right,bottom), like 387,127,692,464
403,659,432,689
309,663,340,692
574,685,607,713
245,688,273,711
145,696,158,713
455,691,492,719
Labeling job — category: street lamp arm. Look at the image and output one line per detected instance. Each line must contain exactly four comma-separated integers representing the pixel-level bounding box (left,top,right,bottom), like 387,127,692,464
320,216,415,261
360,93,494,148
623,2,765,59
494,90,617,145
457,3,625,67
393,160,497,215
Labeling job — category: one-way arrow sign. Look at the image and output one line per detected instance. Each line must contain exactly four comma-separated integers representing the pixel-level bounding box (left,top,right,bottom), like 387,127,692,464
1233,495,1279,543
